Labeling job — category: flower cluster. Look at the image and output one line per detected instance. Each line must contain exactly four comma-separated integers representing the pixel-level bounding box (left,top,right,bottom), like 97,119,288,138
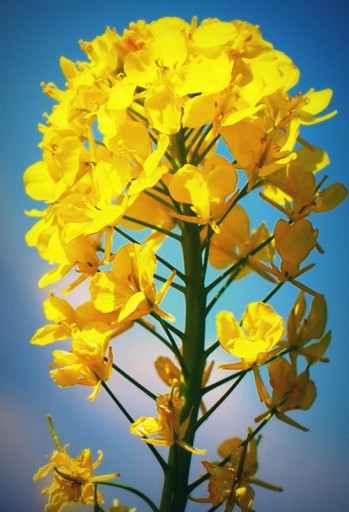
26,16,346,512
34,417,119,512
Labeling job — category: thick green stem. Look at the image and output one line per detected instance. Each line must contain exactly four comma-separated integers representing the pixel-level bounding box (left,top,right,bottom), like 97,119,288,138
159,222,207,512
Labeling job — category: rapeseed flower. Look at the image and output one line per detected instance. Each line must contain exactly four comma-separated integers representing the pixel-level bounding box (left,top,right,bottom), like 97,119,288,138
209,204,274,276
217,302,284,370
130,388,205,454
34,446,118,512
90,243,175,322
50,325,113,401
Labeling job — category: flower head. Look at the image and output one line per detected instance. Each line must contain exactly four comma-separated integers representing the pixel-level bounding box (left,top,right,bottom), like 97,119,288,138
209,204,274,276
90,243,175,322
217,302,284,370
168,157,237,232
130,387,205,454
267,357,317,413
193,433,280,511
34,417,119,512
50,324,113,401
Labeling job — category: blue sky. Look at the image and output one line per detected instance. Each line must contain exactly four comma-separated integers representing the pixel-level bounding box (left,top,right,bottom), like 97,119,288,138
1,1,349,511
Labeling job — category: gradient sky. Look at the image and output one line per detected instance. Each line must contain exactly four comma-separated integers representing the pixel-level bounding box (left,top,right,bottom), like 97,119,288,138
1,1,349,511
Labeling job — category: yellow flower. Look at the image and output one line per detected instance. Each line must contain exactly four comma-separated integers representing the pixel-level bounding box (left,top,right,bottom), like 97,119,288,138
23,126,86,203
34,446,119,512
261,146,347,221
195,434,279,511
168,157,237,232
274,219,318,279
221,112,299,186
286,292,330,365
154,353,214,414
200,462,236,507
220,83,335,188
25,203,102,292
130,388,205,454
38,234,102,293
248,219,322,297
90,243,175,322
206,437,258,511
30,292,78,346
50,325,113,401
30,292,127,346
126,133,170,195
79,26,122,76
121,192,175,251
254,356,317,431
209,204,274,276
217,302,284,370
267,357,317,413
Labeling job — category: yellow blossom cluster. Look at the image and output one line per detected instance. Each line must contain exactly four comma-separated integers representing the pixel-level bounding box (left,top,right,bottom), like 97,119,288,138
26,15,346,512
34,426,119,512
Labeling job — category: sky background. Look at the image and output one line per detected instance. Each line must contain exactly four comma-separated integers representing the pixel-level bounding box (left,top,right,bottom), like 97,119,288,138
1,1,349,511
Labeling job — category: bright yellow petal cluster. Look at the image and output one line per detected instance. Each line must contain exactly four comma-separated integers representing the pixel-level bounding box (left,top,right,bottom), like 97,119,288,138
24,14,345,311
221,87,336,187
50,325,113,401
286,292,330,365
30,291,124,346
130,388,205,454
248,218,322,297
193,434,280,511
34,446,119,512
261,146,347,221
267,357,316,413
90,242,175,322
217,302,284,369
168,157,237,231
200,437,258,509
209,204,274,277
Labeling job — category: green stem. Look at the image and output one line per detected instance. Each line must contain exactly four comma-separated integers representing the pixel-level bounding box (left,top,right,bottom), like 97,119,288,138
203,369,248,395
136,319,174,352
111,363,157,400
159,220,207,512
123,215,181,241
114,226,186,281
156,316,184,340
194,373,245,432
102,382,167,471
93,483,105,512
152,314,187,373
47,414,64,452
189,124,212,165
143,188,177,210
102,381,134,423
262,282,284,303
193,132,220,166
98,481,159,512
154,273,185,292
205,233,275,303
205,267,241,316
